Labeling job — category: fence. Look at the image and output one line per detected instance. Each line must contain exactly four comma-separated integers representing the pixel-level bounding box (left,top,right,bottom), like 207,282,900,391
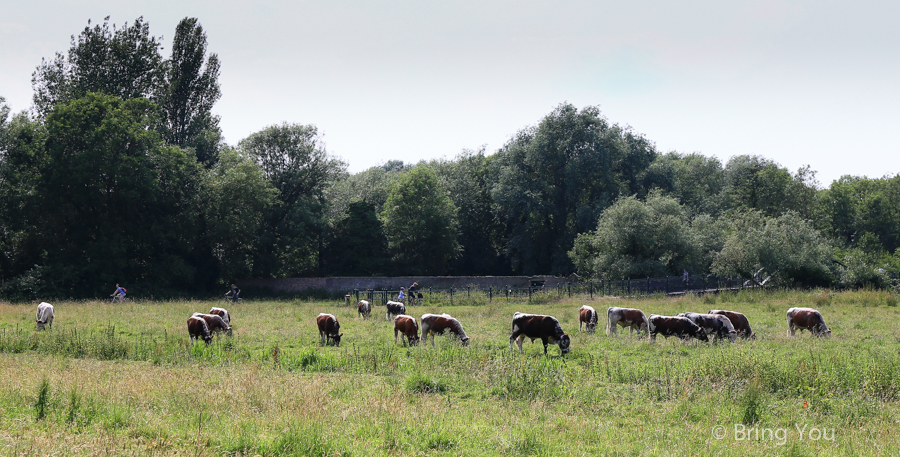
347,274,753,305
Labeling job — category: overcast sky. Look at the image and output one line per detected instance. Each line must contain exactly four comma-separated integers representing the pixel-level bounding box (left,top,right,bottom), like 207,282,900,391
3,1,899,186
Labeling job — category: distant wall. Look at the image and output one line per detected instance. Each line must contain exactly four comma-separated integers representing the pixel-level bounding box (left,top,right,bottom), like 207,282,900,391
241,276,569,295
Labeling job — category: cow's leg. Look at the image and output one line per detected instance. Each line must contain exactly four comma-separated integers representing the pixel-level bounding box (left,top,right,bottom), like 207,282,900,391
395,328,399,343
320,331,326,345
787,318,795,337
541,338,549,355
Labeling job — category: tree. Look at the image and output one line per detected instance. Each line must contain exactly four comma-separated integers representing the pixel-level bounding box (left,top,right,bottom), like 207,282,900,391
711,211,834,287
643,152,725,215
156,17,222,165
569,194,720,279
239,123,346,277
196,147,277,283
721,155,819,220
380,166,460,275
430,149,508,274
323,201,390,275
30,93,200,295
0,99,50,294
492,103,657,274
32,16,164,117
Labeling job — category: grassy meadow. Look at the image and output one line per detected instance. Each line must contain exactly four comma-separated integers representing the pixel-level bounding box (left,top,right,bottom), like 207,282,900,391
1,289,899,456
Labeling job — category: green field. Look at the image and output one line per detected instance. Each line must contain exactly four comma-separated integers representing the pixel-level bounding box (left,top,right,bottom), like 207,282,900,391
1,289,899,456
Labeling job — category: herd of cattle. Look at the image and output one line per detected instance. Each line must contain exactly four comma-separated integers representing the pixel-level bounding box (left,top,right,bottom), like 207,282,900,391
316,300,833,356
32,300,833,355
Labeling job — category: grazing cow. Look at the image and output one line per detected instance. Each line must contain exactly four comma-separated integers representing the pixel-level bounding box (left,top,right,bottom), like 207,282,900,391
676,312,737,343
648,315,709,342
708,309,755,339
36,302,54,331
606,307,650,336
187,316,212,345
509,312,570,355
192,313,233,337
420,313,469,348
787,307,831,337
394,314,420,346
208,307,231,324
579,305,598,332
316,313,343,346
358,300,371,319
386,301,406,321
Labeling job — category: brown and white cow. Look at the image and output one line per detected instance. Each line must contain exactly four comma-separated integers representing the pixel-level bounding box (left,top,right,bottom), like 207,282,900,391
787,307,831,337
386,301,406,321
358,300,371,319
208,307,231,324
192,312,233,337
579,305,598,332
187,316,212,345
676,312,737,343
708,309,755,339
394,314,420,346
648,315,709,342
36,302,54,331
316,313,343,346
420,313,469,348
606,307,650,336
509,312,570,355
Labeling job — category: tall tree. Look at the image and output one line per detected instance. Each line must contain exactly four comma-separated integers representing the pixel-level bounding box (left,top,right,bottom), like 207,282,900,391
380,166,460,275
431,149,508,275
196,147,277,283
32,16,164,117
492,103,657,275
33,93,200,295
156,17,222,165
239,123,346,277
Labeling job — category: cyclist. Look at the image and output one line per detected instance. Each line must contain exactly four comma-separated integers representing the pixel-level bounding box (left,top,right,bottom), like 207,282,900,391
226,284,241,303
408,282,419,304
111,284,127,303
398,286,406,302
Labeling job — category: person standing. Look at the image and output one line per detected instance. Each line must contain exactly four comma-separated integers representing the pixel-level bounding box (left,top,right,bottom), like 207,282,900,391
682,270,690,289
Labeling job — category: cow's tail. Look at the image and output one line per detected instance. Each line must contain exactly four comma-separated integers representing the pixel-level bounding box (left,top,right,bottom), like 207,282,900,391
641,314,650,336
605,308,612,335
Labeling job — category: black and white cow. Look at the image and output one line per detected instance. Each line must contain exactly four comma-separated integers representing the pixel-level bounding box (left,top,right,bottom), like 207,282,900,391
676,312,737,343
509,312,570,355
386,301,406,321
648,315,709,342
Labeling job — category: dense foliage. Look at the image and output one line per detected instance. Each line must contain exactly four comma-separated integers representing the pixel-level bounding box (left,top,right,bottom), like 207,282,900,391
1,16,898,298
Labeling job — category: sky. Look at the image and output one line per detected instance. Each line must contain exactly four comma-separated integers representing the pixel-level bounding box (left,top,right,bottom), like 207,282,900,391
2,0,899,186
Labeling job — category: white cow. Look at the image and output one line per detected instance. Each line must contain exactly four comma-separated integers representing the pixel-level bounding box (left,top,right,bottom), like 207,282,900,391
36,302,54,331
208,307,231,324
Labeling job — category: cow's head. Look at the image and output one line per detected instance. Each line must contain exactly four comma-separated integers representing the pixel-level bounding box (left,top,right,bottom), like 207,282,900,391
648,315,659,333
36,320,46,331
816,325,831,338
558,334,571,354
694,330,709,342
460,336,470,346
332,332,343,346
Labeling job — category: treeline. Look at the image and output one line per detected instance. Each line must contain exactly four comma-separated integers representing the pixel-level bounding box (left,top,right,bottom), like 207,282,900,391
1,16,898,299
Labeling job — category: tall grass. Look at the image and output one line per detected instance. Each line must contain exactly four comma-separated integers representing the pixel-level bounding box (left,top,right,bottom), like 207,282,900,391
1,291,899,455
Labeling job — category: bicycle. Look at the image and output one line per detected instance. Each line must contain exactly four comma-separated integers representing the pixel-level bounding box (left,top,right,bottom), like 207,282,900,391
222,294,242,304
109,294,129,303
